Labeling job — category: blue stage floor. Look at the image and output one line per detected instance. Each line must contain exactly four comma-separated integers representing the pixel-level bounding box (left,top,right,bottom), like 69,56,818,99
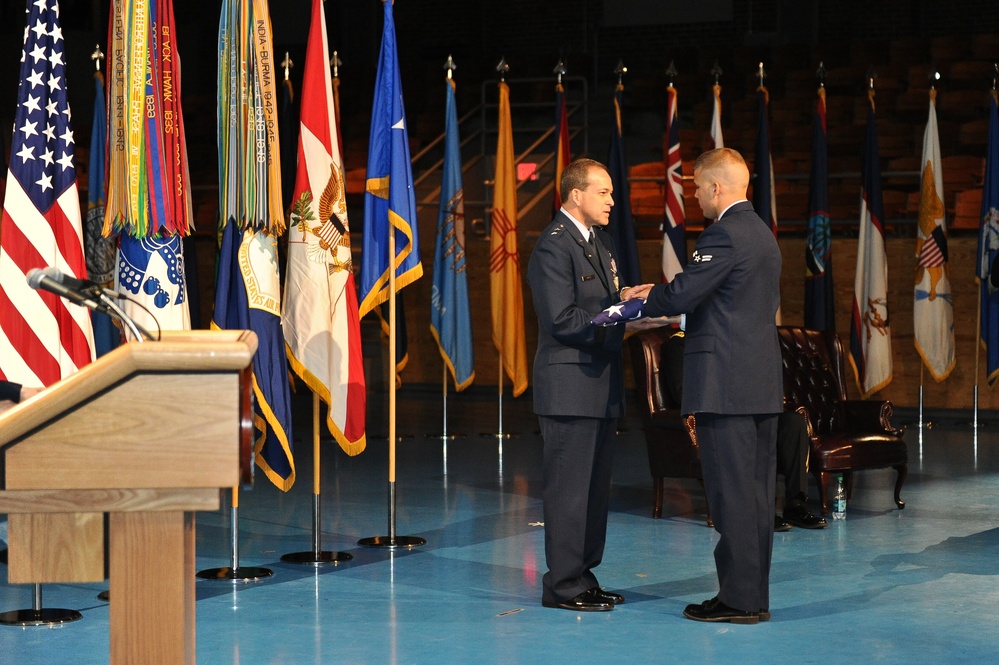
2,387,998,664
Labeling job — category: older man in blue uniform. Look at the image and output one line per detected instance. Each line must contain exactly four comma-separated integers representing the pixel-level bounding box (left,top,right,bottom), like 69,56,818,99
527,158,641,612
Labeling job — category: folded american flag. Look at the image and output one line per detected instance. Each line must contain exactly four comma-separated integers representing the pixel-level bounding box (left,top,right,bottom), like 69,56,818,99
591,298,646,326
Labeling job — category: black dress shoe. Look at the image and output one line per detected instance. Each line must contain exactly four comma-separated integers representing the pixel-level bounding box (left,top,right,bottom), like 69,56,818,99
683,597,759,624
589,588,624,605
784,501,827,529
542,589,613,612
774,515,792,532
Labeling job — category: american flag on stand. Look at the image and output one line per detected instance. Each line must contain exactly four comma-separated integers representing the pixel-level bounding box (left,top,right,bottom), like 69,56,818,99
0,0,94,386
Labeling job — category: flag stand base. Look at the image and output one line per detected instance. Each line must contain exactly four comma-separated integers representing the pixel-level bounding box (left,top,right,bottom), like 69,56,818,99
281,495,352,565
358,483,426,549
357,535,425,549
196,566,273,582
281,550,352,565
0,584,82,626
0,607,82,626
196,500,272,582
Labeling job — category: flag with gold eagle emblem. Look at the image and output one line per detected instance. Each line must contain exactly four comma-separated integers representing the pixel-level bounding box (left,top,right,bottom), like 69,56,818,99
282,0,366,455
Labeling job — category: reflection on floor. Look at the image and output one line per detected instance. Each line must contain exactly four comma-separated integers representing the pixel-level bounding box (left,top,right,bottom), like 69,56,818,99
2,386,998,664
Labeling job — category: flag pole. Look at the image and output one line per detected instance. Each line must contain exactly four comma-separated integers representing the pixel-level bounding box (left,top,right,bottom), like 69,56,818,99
196,486,273,582
498,351,504,438
358,0,424,549
281,392,353,564
975,280,982,443
919,364,925,452
358,180,424,550
389,229,398,536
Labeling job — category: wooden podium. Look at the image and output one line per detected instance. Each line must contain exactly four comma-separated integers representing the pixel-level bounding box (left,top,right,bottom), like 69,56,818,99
0,330,256,664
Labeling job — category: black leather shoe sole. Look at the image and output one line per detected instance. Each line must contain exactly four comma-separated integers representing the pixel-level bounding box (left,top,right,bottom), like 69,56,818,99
784,504,828,529
684,599,760,624
542,599,613,611
590,588,624,605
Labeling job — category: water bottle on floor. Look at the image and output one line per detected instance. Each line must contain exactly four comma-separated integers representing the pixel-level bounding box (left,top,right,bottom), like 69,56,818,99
832,475,846,520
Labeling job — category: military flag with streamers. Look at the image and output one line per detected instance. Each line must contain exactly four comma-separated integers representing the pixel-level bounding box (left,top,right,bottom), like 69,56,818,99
359,0,422,319
662,83,686,282
805,85,835,331
753,85,778,237
710,83,724,149
430,78,474,391
850,92,893,398
215,0,294,489
552,82,571,214
86,67,121,357
607,83,641,287
490,81,529,397
976,93,999,387
0,0,94,386
106,0,192,333
283,0,366,455
914,89,955,382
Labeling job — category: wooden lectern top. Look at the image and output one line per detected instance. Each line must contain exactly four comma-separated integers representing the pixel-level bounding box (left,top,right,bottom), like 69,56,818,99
0,329,257,492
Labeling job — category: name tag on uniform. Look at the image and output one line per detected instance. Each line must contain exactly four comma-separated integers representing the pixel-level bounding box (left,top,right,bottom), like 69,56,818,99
581,274,596,282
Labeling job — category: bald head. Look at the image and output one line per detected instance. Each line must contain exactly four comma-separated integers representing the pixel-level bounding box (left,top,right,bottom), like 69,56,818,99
692,148,750,220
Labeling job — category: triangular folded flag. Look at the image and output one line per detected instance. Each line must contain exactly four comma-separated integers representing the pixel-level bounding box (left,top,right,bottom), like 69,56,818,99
591,298,645,326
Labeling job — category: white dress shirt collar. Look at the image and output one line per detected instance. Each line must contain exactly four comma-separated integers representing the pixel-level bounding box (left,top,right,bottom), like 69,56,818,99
561,207,592,241
717,199,749,221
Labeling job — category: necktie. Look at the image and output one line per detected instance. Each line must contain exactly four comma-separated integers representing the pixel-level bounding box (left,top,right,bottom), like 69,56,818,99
587,229,595,246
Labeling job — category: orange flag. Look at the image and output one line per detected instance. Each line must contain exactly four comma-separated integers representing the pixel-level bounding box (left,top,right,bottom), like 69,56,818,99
489,82,528,397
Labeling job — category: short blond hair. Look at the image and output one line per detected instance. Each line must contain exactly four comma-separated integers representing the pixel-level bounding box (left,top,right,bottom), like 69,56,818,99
693,147,746,174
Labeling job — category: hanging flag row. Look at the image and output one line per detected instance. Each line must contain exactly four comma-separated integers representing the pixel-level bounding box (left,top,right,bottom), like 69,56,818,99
214,0,295,490
106,0,192,333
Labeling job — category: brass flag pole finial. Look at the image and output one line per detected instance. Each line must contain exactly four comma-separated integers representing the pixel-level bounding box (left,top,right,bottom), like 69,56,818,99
496,57,509,82
992,62,998,91
281,52,293,82
330,50,342,79
554,58,567,85
444,54,456,80
866,66,878,110
929,68,941,90
710,60,723,85
757,61,766,88
666,60,678,87
817,61,827,87
91,44,104,72
614,59,627,87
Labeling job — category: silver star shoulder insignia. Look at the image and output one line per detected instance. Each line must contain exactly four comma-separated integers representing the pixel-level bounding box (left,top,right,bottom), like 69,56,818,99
692,251,713,263
528,521,544,527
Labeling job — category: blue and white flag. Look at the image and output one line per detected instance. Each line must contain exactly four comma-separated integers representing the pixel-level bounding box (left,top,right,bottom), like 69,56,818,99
359,0,422,319
430,79,474,391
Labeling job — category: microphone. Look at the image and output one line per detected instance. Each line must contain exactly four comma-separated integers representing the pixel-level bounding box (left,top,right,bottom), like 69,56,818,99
26,267,110,313
38,266,123,299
